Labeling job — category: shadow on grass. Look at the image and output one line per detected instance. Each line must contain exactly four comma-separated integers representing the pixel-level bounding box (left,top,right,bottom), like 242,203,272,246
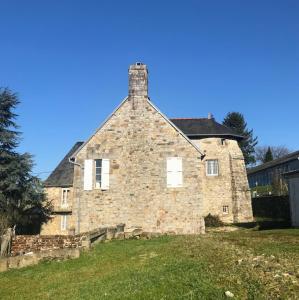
233,219,291,230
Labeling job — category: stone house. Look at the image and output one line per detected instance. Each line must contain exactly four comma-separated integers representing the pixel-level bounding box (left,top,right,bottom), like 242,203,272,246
42,63,253,235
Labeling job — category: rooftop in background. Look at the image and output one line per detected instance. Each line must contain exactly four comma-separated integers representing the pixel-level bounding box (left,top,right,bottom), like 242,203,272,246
247,150,299,175
44,142,84,187
170,118,244,140
283,169,299,178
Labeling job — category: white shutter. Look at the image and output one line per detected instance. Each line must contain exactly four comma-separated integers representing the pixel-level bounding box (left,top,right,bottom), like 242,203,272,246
101,159,110,190
176,157,183,187
167,157,182,187
167,157,175,187
83,159,93,190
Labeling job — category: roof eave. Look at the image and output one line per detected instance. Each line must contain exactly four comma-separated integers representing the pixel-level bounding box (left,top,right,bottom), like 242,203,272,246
186,133,245,140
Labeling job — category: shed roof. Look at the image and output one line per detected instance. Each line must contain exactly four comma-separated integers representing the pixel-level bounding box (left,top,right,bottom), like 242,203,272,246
283,169,299,178
170,118,244,140
247,150,299,175
44,142,84,187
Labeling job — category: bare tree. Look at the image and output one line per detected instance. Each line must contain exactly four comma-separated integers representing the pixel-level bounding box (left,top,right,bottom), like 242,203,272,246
255,145,291,163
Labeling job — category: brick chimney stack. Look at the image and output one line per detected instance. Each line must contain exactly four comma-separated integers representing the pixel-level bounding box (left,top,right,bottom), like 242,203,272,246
129,62,148,98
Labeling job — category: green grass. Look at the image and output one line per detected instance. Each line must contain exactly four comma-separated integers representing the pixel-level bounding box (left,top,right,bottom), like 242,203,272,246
0,229,298,300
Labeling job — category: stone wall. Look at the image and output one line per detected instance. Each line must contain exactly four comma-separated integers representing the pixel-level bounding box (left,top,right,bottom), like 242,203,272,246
0,248,80,272
11,234,83,256
193,137,253,223
41,187,75,235
73,93,204,234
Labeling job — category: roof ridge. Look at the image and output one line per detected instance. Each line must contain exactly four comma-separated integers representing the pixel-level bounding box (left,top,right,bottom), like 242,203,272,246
248,150,299,174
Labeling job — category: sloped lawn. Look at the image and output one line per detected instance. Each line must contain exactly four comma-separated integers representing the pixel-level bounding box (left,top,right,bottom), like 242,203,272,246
0,229,298,299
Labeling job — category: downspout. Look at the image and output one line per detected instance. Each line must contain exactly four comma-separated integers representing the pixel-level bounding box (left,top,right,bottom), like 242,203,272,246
69,157,82,234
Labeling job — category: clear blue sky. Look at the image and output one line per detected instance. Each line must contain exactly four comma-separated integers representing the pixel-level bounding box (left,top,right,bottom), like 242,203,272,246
1,0,298,178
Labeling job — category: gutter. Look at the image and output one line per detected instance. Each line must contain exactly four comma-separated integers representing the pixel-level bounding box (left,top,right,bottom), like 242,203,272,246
68,157,83,234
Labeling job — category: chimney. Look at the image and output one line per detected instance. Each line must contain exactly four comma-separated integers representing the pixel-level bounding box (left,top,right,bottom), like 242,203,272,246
207,112,214,120
129,62,148,97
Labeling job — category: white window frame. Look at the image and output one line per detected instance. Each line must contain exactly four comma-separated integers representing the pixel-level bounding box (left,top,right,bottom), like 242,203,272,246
61,188,70,208
61,215,68,231
206,159,219,176
94,158,110,190
167,157,183,188
94,159,102,189
223,205,229,214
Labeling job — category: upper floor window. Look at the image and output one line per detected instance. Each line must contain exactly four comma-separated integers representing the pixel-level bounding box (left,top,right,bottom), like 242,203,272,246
83,159,110,191
167,157,183,188
95,159,102,189
206,159,219,176
61,188,70,207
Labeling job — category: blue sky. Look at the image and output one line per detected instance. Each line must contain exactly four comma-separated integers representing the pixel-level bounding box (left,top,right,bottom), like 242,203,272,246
1,0,298,178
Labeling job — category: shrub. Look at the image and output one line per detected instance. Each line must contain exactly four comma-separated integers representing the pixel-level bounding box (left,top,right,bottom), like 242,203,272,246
204,214,224,227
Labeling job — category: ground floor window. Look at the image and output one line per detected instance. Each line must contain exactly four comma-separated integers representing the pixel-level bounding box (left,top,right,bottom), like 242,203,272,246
223,205,229,214
61,215,68,231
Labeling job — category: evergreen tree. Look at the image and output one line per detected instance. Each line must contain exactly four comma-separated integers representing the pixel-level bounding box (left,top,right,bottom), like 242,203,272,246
263,147,274,163
223,112,258,166
0,88,51,234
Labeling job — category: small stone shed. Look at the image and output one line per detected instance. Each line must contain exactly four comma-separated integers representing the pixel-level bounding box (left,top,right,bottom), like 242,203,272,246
284,170,299,227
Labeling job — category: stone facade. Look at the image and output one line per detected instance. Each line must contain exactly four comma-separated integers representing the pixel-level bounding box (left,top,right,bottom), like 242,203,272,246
41,187,75,235
194,138,253,222
42,63,252,235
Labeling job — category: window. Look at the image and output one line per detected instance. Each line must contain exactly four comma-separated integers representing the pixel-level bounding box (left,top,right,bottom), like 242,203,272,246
83,159,110,191
206,160,219,176
61,215,68,231
223,205,229,214
95,159,102,189
61,188,70,207
167,157,183,188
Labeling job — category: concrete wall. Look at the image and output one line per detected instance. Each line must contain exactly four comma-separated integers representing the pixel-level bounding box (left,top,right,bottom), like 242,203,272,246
0,248,80,272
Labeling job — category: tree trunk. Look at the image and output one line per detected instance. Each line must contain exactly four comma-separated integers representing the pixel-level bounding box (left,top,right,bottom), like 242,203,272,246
0,227,14,257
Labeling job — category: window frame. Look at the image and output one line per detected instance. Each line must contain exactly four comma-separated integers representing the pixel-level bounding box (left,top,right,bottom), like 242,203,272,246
94,159,102,189
206,159,219,176
60,215,68,231
61,188,70,208
222,205,229,214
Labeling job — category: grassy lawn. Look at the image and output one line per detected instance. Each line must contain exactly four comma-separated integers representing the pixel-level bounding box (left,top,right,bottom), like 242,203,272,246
0,229,298,300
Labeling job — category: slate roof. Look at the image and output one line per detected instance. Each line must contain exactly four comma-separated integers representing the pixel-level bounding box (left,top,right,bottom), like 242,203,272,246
44,142,84,187
247,150,299,175
170,118,244,140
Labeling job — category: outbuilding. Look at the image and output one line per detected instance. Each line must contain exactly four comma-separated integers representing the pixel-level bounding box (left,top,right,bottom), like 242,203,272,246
284,170,299,227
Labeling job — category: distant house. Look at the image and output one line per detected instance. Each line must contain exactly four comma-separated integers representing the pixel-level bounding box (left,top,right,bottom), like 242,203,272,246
42,63,253,235
247,150,299,190
284,170,299,227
